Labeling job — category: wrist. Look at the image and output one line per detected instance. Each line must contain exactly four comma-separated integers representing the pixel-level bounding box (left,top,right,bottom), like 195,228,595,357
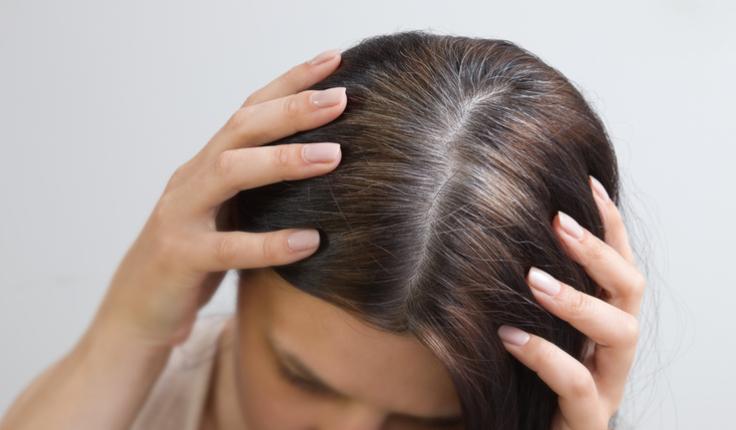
60,323,174,429
74,315,174,372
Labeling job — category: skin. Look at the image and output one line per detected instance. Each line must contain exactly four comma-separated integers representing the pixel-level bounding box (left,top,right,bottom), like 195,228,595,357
199,267,463,430
198,177,644,430
0,48,645,430
497,175,645,430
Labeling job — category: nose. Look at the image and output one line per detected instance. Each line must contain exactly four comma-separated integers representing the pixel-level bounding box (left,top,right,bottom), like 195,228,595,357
320,402,385,430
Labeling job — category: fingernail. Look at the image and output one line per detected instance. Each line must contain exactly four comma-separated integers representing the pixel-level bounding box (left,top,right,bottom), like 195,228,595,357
558,211,584,241
528,267,561,296
287,229,320,252
303,143,341,163
590,175,611,203
498,325,530,346
310,87,346,108
307,48,340,66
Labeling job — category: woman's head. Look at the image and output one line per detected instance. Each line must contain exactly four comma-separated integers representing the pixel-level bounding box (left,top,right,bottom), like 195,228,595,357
233,266,463,429
216,29,619,429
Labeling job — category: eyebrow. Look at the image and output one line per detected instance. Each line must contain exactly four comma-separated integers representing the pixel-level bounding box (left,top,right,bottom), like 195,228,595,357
266,332,464,427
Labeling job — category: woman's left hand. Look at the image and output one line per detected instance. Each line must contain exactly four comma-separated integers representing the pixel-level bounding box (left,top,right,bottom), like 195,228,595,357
497,175,645,430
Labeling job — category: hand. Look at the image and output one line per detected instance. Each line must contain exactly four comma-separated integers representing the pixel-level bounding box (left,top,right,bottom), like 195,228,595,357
497,175,645,430
88,48,347,349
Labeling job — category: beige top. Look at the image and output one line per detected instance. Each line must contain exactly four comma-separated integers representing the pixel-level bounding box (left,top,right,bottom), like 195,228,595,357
130,313,231,430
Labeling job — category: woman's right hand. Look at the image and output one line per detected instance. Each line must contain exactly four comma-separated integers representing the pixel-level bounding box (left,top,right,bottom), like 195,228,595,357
90,49,346,349
0,48,346,430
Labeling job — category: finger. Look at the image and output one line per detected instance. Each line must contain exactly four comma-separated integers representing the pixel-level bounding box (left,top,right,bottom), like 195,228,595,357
526,266,639,401
241,48,342,107
498,326,607,430
208,86,347,155
588,175,635,266
527,267,640,351
189,228,321,272
553,210,646,318
190,142,342,212
188,49,341,164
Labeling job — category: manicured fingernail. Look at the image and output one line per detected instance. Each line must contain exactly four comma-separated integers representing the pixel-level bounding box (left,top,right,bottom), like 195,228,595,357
307,48,340,66
310,87,346,108
590,175,611,203
528,267,561,296
287,229,320,252
303,143,341,163
498,325,530,346
558,211,584,241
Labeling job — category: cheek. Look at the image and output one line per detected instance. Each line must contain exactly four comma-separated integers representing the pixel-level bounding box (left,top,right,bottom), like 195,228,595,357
235,316,328,428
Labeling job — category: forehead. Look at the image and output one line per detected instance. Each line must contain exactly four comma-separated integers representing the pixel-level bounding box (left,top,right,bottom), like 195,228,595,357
240,267,461,417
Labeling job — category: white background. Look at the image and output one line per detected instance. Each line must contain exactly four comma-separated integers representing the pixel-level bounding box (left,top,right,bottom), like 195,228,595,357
1,1,733,428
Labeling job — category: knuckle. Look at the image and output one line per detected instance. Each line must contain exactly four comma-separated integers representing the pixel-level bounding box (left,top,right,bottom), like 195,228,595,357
214,150,236,180
168,165,185,187
156,234,178,259
566,289,590,319
282,95,301,118
166,160,193,191
530,341,555,369
260,233,282,263
148,227,181,268
151,193,175,225
215,235,238,266
164,174,179,193
226,106,252,131
608,201,625,223
619,314,640,346
242,92,259,107
273,144,292,169
268,146,291,182
629,271,647,297
147,196,190,271
568,370,596,399
585,236,607,262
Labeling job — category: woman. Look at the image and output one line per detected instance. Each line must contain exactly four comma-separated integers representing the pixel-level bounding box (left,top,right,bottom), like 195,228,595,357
0,30,646,430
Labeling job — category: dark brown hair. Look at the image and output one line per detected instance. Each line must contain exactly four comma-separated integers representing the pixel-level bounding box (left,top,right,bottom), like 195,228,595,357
217,29,621,430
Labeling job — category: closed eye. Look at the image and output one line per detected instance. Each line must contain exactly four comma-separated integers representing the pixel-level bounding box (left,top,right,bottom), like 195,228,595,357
268,332,463,428
277,362,336,396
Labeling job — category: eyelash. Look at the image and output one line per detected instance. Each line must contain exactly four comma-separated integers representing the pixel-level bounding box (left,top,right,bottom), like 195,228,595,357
278,365,329,394
278,366,461,428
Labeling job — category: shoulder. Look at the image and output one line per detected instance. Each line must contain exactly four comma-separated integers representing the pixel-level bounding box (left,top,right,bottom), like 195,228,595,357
130,313,233,430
